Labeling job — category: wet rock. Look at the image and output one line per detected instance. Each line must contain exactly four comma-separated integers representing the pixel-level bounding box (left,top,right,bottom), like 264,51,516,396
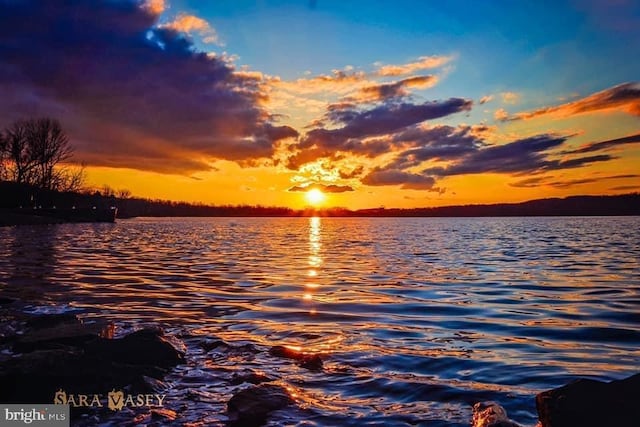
200,339,226,352
14,318,113,352
471,401,521,427
269,345,323,370
85,328,185,367
0,297,16,305
25,313,80,329
536,372,640,427
230,370,273,385
201,339,257,356
0,323,185,404
227,383,294,426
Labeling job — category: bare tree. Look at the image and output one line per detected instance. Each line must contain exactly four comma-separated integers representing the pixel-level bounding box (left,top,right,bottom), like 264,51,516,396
116,188,132,199
1,118,84,191
4,119,36,185
26,118,74,190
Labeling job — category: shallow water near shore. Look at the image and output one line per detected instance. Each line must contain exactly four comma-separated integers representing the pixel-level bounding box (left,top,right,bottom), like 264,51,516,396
1,216,639,426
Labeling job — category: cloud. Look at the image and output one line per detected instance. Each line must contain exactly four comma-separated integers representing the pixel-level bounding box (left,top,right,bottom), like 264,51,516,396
275,69,370,95
510,174,640,189
163,12,220,44
479,95,494,104
338,165,365,179
386,125,484,169
362,169,437,190
313,98,473,143
286,98,473,169
350,75,438,103
143,0,167,15
375,55,453,77
494,108,509,121
610,185,640,191
504,82,640,121
564,133,640,154
0,0,296,174
501,91,520,104
288,183,354,193
423,134,613,177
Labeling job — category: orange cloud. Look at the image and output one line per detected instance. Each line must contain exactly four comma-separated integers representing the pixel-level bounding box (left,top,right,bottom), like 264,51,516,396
351,75,438,103
506,82,640,121
501,91,520,104
494,108,509,121
164,12,220,44
275,69,371,96
375,55,453,77
143,0,167,15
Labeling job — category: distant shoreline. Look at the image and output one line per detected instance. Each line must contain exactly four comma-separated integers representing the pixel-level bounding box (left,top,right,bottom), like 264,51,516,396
1,181,638,224
0,193,639,226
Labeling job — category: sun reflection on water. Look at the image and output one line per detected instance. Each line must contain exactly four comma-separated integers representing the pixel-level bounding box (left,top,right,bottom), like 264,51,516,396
304,217,322,304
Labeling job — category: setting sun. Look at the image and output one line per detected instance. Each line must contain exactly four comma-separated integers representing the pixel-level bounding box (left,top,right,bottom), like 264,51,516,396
305,188,326,205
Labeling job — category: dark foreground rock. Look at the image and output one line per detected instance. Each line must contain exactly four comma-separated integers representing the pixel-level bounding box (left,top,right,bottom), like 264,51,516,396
471,401,521,427
536,372,640,427
269,345,323,370
0,312,185,404
227,383,294,427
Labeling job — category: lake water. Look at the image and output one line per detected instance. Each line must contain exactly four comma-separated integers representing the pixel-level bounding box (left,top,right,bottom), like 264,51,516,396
1,217,639,426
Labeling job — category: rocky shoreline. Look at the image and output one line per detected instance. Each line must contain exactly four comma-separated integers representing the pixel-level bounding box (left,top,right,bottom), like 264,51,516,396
1,298,638,426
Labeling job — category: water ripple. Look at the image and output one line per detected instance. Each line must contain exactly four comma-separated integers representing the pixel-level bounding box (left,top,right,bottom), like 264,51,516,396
0,216,639,426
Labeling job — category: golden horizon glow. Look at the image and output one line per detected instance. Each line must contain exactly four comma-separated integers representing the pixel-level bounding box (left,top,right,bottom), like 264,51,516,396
305,188,326,206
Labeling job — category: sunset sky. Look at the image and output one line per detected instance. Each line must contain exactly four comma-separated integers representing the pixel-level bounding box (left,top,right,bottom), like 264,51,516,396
1,0,639,209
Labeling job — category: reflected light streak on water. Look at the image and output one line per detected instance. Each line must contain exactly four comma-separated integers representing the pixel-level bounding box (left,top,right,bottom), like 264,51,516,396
0,216,639,426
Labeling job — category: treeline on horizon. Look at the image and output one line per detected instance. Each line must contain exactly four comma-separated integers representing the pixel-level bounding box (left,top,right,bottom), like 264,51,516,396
1,181,638,217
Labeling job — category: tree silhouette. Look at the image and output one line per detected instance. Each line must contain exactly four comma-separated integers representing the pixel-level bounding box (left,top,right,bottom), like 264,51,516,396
0,118,85,191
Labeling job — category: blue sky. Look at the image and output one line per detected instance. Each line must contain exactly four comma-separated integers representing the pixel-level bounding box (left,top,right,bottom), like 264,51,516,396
173,0,640,104
0,0,638,207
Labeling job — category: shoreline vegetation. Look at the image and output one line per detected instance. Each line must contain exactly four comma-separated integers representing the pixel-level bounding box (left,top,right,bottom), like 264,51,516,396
0,182,638,226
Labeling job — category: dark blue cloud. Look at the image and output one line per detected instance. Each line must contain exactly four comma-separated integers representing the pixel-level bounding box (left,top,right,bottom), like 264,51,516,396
0,0,296,173
287,98,472,169
422,134,598,176
362,169,436,190
386,125,484,169
511,174,640,189
564,133,640,154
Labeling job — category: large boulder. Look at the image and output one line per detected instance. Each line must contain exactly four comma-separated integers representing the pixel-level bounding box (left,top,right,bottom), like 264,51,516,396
84,328,185,367
0,318,185,404
536,373,640,427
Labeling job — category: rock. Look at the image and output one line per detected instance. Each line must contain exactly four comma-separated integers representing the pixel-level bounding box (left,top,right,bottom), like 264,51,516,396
230,370,273,385
0,297,15,305
471,401,522,427
227,383,294,426
14,319,113,352
25,313,80,329
201,339,257,356
85,328,185,367
0,324,185,404
269,345,323,370
200,339,226,352
536,372,640,427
